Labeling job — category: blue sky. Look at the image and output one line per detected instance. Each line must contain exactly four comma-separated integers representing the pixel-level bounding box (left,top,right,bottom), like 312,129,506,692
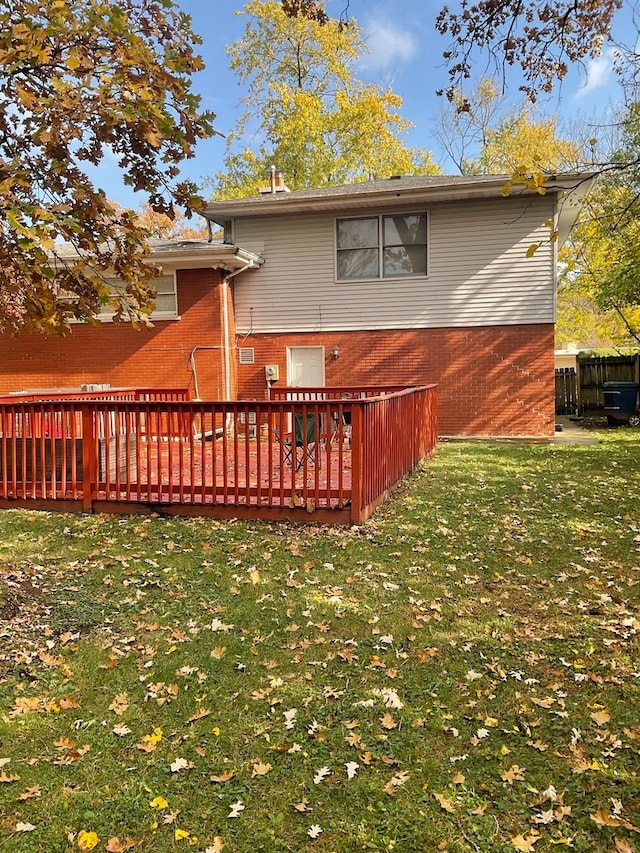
102,0,630,208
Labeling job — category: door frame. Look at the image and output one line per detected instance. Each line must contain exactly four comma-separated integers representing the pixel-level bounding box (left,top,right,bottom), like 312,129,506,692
286,345,326,387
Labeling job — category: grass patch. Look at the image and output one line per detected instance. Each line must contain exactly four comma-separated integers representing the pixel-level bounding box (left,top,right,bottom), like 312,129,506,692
1,428,639,852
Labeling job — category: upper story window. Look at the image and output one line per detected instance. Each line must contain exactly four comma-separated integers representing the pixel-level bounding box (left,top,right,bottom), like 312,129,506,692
97,273,178,321
336,213,428,280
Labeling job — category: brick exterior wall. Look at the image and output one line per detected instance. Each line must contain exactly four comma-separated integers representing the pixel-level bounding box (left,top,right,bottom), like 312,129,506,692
235,325,556,437
0,265,555,436
0,269,227,400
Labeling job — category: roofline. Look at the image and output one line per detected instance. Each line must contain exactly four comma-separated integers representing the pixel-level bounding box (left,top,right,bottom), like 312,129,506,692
53,241,264,273
204,173,597,222
147,243,263,271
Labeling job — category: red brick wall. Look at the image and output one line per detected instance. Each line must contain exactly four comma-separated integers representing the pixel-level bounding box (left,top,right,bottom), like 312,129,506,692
0,269,227,400
0,266,555,436
235,326,556,437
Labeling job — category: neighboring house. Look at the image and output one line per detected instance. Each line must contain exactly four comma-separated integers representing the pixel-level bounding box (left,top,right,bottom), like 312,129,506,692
0,173,592,437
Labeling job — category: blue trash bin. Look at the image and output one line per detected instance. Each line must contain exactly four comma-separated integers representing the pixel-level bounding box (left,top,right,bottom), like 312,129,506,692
603,381,640,426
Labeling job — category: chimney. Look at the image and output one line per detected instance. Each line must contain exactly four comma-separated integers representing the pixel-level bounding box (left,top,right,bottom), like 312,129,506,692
260,166,290,195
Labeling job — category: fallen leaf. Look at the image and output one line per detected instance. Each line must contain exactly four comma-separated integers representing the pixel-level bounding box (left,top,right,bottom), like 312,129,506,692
251,760,272,777
150,796,168,809
0,771,20,783
18,785,41,800
511,832,541,851
591,710,611,727
434,792,456,813
614,838,636,853
345,761,359,779
308,825,323,839
187,707,211,723
380,712,398,730
137,728,163,753
210,618,234,632
15,822,36,832
417,647,439,662
227,801,244,819
590,811,621,828
77,830,100,851
170,758,190,773
313,766,331,785
112,724,132,737
105,838,136,852
108,693,129,716
384,770,410,795
205,839,224,853
293,797,311,813
502,765,526,785
210,771,235,783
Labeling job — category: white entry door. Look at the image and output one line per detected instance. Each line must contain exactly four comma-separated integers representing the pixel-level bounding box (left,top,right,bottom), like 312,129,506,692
287,346,325,387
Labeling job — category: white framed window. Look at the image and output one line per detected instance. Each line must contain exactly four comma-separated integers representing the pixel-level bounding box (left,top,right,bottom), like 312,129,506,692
336,212,428,280
97,273,179,321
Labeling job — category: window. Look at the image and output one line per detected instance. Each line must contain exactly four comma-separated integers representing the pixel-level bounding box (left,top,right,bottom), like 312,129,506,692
98,274,178,321
336,213,428,280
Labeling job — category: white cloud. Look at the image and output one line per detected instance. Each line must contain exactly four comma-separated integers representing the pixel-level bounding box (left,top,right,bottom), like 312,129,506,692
360,16,418,71
576,48,617,97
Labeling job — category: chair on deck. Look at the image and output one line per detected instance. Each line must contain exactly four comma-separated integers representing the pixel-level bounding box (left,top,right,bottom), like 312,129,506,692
275,412,321,470
330,400,352,445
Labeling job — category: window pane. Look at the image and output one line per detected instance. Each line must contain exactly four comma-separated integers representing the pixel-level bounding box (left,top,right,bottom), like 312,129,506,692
103,275,177,316
152,292,177,313
384,246,427,277
337,218,378,249
383,214,427,245
337,248,379,279
383,214,427,277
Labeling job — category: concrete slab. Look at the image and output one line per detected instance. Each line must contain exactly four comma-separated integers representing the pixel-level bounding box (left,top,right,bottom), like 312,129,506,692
553,417,599,445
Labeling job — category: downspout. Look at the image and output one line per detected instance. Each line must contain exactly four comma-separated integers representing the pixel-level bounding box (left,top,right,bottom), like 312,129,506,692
222,262,253,400
188,261,253,401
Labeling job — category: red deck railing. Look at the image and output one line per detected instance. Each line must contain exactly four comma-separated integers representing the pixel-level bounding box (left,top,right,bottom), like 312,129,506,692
0,385,437,524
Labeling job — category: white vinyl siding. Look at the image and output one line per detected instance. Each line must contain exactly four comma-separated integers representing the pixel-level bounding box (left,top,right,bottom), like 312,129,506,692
232,195,556,333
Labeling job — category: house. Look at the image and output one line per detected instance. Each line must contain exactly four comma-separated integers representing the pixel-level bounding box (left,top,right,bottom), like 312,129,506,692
0,173,592,437
205,172,593,437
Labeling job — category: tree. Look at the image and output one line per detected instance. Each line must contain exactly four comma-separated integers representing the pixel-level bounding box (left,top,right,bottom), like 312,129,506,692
0,0,215,334
214,0,439,198
435,78,583,174
434,0,623,107
434,78,508,173
555,101,640,345
134,204,209,241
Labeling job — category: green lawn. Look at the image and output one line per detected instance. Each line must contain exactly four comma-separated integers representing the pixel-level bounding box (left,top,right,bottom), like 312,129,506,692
1,428,639,853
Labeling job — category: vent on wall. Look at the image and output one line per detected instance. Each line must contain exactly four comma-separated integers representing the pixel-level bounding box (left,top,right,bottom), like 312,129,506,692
238,348,255,364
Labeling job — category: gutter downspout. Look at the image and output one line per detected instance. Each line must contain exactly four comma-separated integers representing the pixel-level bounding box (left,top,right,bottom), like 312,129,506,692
188,261,254,401
222,261,253,400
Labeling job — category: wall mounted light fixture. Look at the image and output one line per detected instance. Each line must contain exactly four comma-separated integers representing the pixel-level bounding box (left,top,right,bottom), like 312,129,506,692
332,344,340,361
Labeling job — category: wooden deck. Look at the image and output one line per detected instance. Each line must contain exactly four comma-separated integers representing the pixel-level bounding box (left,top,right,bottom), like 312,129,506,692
0,385,437,524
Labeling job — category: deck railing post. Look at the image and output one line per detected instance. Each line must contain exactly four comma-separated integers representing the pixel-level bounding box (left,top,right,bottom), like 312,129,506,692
350,403,363,524
81,405,97,511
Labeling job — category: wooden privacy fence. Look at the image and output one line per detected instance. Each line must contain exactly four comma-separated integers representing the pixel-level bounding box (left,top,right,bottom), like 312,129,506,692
0,385,437,525
555,354,640,414
555,368,579,416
